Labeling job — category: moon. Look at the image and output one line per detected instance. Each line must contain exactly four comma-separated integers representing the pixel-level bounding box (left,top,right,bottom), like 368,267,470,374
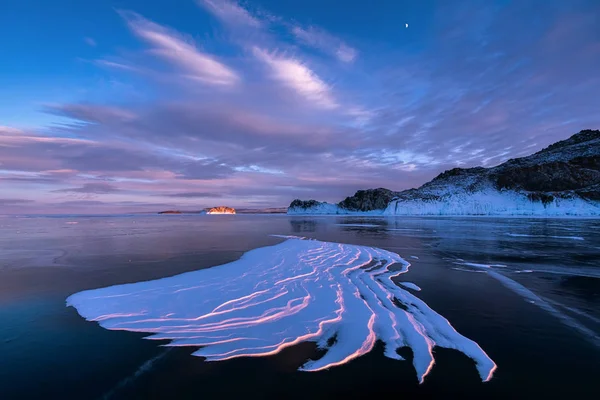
405,23,409,28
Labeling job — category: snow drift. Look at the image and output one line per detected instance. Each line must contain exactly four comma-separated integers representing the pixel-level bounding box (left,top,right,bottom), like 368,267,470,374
67,237,496,382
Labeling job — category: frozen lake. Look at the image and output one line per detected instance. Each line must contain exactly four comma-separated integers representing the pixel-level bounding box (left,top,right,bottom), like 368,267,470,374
0,214,598,398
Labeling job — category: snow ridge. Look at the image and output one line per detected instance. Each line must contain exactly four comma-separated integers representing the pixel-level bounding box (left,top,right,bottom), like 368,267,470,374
67,237,496,382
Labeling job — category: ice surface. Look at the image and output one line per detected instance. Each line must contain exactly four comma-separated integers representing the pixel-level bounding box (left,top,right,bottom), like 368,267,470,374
454,261,600,347
67,237,496,382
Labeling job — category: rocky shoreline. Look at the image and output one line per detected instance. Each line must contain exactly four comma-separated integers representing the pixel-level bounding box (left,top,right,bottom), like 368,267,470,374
288,130,600,216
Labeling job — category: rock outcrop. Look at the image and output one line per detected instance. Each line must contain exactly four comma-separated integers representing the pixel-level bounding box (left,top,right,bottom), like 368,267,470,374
338,188,400,211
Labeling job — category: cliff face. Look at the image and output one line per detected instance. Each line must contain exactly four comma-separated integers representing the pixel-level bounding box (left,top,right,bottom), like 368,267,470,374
288,129,600,216
490,129,600,198
338,188,399,211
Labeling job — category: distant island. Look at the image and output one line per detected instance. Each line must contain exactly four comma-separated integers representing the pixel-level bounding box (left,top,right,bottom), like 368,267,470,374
159,206,235,215
206,206,236,214
157,207,289,215
289,129,600,216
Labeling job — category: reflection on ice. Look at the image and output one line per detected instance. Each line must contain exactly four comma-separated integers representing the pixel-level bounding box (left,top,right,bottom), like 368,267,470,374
68,237,496,382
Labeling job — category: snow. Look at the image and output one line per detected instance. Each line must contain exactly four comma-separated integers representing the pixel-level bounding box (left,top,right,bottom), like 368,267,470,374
385,189,600,216
67,237,496,382
398,282,421,291
506,233,584,241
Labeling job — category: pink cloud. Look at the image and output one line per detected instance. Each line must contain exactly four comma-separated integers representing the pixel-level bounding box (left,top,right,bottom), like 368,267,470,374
120,11,240,86
252,47,337,109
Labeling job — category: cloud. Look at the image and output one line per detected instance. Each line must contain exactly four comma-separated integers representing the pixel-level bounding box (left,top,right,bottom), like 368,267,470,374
53,102,357,157
0,198,35,206
55,200,114,207
95,59,143,73
0,126,27,135
197,0,261,28
252,47,337,109
158,192,223,198
119,10,240,86
0,126,95,146
0,125,237,182
47,103,137,124
291,26,357,63
84,37,97,47
52,183,120,194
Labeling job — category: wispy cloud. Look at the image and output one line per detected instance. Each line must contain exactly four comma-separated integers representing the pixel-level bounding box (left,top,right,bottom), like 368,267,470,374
84,37,97,47
119,10,240,86
0,127,95,146
47,104,137,124
0,126,28,135
95,59,142,73
291,26,357,63
197,0,261,28
253,47,337,109
52,182,120,194
159,192,223,198
0,198,35,206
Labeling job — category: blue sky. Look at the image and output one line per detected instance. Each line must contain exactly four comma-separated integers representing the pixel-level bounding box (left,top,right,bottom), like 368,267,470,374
1,0,599,213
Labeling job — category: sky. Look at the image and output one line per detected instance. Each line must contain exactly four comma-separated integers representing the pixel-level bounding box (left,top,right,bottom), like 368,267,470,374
1,0,599,214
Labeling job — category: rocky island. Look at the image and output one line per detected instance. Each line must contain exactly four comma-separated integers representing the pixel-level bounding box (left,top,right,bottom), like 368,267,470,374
288,129,600,216
206,206,236,214
158,206,236,215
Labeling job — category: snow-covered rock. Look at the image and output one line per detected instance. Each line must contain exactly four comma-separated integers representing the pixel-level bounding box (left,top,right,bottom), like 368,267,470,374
384,187,600,216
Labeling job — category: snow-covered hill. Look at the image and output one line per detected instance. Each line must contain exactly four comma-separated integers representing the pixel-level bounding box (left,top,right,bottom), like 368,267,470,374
288,129,600,216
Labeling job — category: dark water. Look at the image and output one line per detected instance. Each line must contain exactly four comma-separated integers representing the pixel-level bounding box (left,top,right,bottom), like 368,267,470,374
0,214,599,399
